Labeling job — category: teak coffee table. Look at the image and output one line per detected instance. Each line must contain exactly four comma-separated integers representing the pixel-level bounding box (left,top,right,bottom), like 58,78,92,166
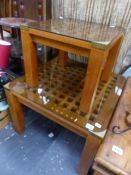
4,19,125,175
20,19,124,114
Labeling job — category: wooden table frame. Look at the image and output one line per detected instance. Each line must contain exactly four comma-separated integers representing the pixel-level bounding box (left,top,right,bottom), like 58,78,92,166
21,27,123,114
4,73,126,175
5,85,101,175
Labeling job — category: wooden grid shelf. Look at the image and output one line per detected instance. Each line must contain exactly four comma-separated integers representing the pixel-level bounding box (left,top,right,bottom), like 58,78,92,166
4,58,126,175
7,58,121,132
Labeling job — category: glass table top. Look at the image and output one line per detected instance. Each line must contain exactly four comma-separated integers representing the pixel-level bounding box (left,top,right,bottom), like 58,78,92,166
0,17,35,28
24,18,124,47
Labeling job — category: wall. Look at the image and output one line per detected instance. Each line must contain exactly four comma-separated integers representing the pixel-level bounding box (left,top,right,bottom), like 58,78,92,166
52,0,131,73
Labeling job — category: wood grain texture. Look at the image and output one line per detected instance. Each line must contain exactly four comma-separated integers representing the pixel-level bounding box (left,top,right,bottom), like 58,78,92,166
0,0,13,17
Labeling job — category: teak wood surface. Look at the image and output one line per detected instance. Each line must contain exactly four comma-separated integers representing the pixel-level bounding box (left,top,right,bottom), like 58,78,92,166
4,58,126,175
20,19,124,114
93,78,131,175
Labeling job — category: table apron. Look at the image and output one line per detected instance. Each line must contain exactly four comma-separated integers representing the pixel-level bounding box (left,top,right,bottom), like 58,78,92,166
32,35,90,57
12,91,89,138
29,28,92,50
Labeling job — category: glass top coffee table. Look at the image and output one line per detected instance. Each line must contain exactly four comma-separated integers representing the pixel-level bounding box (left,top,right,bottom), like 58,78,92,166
20,18,124,114
4,58,126,175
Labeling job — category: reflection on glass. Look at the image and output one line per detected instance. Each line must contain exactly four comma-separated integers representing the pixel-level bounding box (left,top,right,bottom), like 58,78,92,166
27,18,124,44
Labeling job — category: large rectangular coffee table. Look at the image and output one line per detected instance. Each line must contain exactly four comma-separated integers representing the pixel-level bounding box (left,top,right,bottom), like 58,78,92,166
4,58,126,175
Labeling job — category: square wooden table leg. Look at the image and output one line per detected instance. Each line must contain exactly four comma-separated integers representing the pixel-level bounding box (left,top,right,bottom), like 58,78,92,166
80,49,108,113
101,34,124,81
21,30,38,88
58,50,68,66
77,134,101,175
5,88,25,134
